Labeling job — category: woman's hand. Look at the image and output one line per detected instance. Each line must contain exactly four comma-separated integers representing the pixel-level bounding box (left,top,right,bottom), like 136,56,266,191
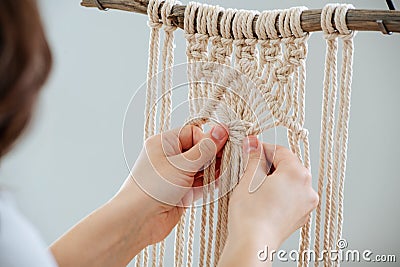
218,136,319,267
51,125,228,267
118,124,229,245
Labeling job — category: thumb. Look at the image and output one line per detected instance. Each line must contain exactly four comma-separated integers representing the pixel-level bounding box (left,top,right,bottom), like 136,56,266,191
169,125,228,174
240,136,269,193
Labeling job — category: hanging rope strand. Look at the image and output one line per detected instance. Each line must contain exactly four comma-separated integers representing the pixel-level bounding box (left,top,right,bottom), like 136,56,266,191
313,5,338,266
139,1,163,266
155,1,180,266
333,5,355,267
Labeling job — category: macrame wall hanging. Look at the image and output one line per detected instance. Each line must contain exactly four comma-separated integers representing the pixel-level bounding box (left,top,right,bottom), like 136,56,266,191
131,1,357,266
78,0,400,266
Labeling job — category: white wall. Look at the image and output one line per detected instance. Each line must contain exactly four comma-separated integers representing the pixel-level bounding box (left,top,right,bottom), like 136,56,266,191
0,0,399,266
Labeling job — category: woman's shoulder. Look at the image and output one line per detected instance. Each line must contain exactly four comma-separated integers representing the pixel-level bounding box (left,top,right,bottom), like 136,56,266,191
0,191,58,267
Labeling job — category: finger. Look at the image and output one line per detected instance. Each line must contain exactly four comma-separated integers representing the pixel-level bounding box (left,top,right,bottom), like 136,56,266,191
297,213,312,229
160,125,204,156
192,124,228,149
181,189,194,208
263,143,303,173
177,125,204,151
240,136,269,193
192,157,221,181
168,125,228,174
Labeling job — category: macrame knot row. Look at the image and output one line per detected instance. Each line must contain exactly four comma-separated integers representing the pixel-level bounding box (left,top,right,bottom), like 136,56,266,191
184,3,212,62
322,4,356,40
208,6,232,64
231,10,259,78
210,37,233,64
259,39,282,67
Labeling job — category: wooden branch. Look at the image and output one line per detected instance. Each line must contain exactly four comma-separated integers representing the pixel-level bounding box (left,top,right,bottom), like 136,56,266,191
81,0,400,34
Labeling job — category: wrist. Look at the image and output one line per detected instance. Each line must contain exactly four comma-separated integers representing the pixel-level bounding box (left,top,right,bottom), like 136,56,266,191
114,175,159,218
110,184,154,250
218,227,280,267
227,220,282,252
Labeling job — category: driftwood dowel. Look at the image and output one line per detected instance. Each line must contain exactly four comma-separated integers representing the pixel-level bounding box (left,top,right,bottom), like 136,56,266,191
81,0,400,34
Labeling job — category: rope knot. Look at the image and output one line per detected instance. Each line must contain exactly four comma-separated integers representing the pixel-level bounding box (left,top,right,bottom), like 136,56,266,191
273,66,292,83
265,43,281,58
148,21,163,29
226,120,254,146
161,0,180,27
290,43,307,61
284,119,309,141
164,25,177,33
199,62,217,80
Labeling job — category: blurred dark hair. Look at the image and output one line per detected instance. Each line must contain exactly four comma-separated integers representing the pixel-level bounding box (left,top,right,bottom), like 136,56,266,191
0,0,52,157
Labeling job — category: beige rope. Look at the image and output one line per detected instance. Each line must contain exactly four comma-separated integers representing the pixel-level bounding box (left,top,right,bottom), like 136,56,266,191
330,5,355,267
313,4,355,267
185,3,206,267
137,1,179,266
313,4,338,265
214,9,235,266
158,1,179,267
204,7,220,267
196,4,211,265
138,1,163,265
144,0,162,140
322,5,340,266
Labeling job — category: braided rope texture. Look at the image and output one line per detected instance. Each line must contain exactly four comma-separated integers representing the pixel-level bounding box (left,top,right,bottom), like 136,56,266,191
136,1,356,267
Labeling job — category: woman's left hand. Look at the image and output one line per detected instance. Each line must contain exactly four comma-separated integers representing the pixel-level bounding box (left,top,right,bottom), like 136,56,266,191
118,124,228,246
51,125,228,267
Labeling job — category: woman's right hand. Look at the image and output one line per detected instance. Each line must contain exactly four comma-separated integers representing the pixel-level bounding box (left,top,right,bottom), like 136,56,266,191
219,136,319,266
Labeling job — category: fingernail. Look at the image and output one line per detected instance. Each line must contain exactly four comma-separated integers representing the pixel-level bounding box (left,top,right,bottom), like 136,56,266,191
211,125,227,140
244,136,258,153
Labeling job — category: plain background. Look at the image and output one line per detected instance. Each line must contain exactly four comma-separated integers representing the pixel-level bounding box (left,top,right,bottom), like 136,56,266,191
0,0,399,266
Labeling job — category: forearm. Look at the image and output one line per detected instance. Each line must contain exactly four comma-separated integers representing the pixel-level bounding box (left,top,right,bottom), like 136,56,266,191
50,188,150,267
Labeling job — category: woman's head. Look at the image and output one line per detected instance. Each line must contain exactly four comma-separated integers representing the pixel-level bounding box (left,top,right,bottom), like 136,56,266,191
0,0,52,157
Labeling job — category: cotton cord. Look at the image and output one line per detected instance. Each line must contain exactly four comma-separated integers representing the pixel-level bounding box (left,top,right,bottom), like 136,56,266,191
137,0,163,265
137,1,179,267
331,5,355,267
158,1,180,266
313,4,355,267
